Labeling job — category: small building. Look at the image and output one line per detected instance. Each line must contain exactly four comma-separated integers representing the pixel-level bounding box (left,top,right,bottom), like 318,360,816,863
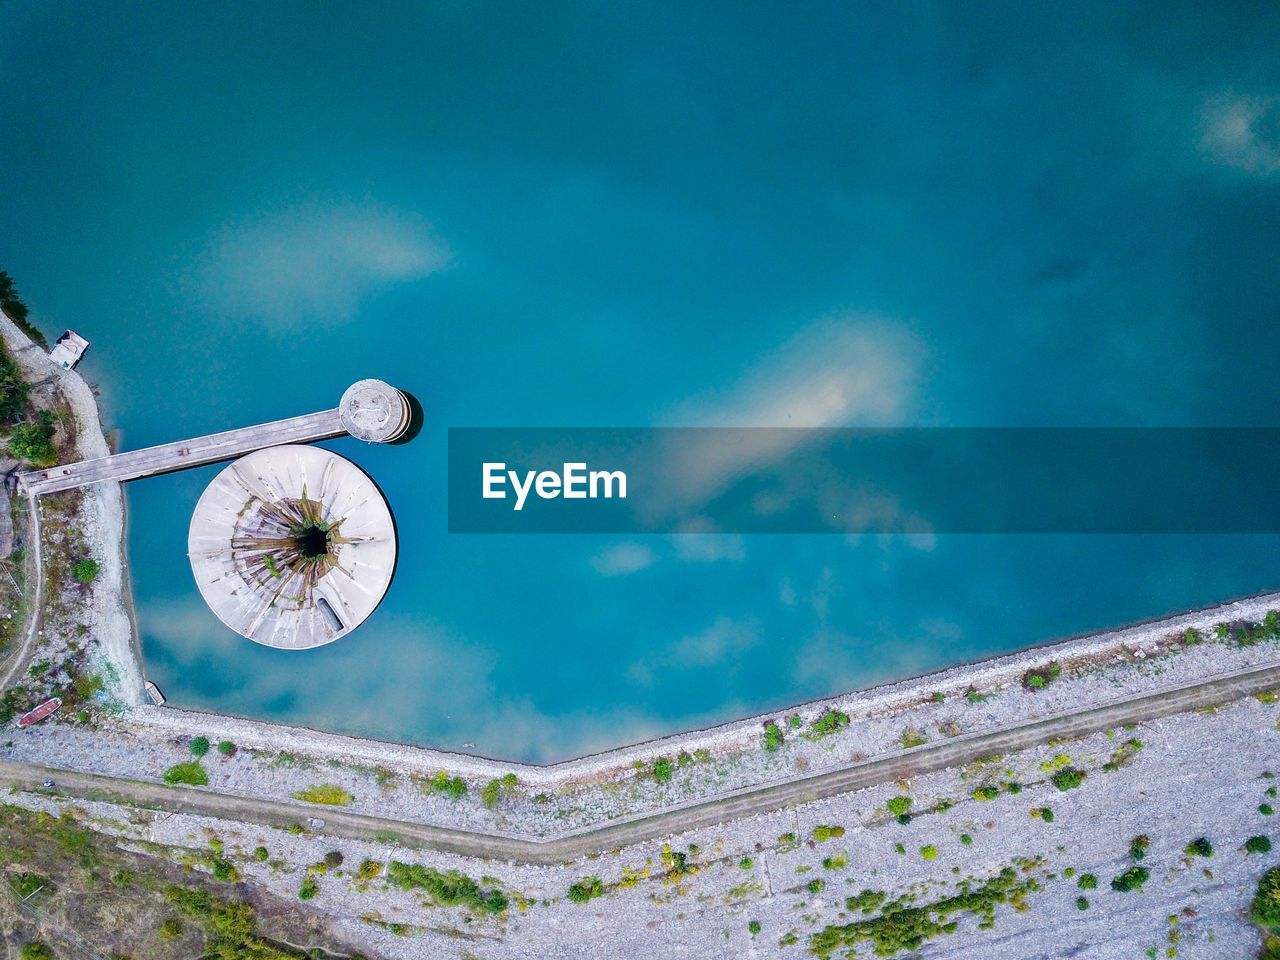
48,330,89,370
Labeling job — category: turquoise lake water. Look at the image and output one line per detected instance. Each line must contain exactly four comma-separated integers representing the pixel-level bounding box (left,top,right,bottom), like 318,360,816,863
3,3,1280,760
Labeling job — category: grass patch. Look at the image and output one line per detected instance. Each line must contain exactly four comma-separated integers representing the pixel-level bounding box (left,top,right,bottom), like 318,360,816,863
162,762,208,786
292,784,353,806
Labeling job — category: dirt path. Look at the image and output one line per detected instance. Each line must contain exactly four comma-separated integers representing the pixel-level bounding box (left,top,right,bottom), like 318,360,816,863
0,489,43,692
7,656,1279,865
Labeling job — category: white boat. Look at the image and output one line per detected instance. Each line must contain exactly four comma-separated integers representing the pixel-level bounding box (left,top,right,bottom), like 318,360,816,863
48,330,89,370
144,680,166,706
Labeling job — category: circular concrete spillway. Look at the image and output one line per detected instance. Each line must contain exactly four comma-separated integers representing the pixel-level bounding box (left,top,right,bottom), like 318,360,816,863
188,445,396,649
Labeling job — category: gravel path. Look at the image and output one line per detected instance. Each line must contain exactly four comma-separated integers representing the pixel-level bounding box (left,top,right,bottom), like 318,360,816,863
7,654,1280,863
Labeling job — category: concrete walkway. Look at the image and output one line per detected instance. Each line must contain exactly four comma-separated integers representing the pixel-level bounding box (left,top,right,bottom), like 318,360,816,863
7,656,1279,865
18,409,345,496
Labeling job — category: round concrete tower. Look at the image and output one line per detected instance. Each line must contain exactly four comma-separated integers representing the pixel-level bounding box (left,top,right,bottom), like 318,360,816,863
338,379,412,443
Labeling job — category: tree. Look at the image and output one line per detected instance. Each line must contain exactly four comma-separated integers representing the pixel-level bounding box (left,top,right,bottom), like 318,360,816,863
72,558,99,584
0,271,47,348
1254,867,1280,932
7,411,55,464
0,342,30,420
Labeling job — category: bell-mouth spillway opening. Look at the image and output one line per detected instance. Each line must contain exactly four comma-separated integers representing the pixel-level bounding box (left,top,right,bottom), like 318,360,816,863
295,523,331,560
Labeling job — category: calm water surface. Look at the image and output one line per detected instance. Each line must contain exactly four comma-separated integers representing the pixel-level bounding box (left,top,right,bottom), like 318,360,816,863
3,3,1280,760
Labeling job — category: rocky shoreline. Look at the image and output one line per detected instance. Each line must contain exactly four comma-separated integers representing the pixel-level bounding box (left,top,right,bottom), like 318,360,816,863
0,308,142,704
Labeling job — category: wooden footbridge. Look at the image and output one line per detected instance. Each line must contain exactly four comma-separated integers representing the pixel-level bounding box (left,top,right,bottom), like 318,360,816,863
17,379,410,497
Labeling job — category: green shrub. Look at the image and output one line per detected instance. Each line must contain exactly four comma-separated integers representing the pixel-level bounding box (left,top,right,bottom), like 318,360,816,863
739,856,753,869
1077,873,1097,890
1110,866,1149,892
324,850,344,868
809,710,851,738
1253,867,1280,932
812,824,845,842
1022,661,1062,691
653,757,674,784
886,796,912,817
972,785,1000,801
189,736,210,757
388,860,507,913
8,411,55,464
1248,836,1273,854
919,845,938,860
568,876,605,904
813,866,1037,958
216,740,236,756
253,846,269,861
211,858,236,882
20,944,53,960
480,773,518,809
807,878,825,894
422,770,467,800
1184,837,1213,858
965,687,990,704
763,721,784,751
1051,768,1085,791
71,558,99,584
358,859,383,880
298,876,319,900
1035,806,1054,822
1129,835,1150,860
9,873,50,898
293,784,353,806
163,761,208,786
158,916,183,940
845,889,887,915
1264,803,1275,816
1076,896,1089,910
959,833,973,846
748,919,762,936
